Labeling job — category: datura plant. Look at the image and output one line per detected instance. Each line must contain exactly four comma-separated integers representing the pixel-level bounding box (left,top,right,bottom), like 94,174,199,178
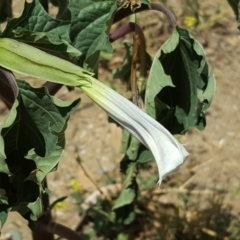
0,38,189,183
0,0,215,237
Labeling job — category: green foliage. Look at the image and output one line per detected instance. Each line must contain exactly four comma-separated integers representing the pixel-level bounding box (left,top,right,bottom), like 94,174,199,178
146,26,215,134
1,0,80,61
0,0,218,238
112,25,215,225
71,167,240,240
112,162,138,224
227,0,240,29
67,0,118,69
0,80,79,226
1,0,117,70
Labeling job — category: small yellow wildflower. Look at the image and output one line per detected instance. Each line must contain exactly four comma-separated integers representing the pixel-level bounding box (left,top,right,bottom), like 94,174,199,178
70,179,82,192
184,16,197,27
55,202,68,209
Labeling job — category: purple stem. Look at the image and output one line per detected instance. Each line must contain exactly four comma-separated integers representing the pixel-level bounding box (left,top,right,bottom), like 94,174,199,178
109,22,143,42
43,82,63,95
114,2,177,28
0,67,18,108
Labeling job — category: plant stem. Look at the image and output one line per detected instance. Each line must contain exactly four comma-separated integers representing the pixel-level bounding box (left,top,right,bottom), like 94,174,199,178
32,220,54,240
32,180,54,240
113,2,177,28
32,218,85,240
109,22,144,44
76,155,104,195
110,22,147,97
131,31,140,106
109,21,147,78
42,221,85,240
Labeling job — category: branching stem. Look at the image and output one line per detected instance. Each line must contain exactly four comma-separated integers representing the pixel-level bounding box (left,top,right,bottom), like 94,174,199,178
42,221,85,240
109,22,147,83
32,180,54,240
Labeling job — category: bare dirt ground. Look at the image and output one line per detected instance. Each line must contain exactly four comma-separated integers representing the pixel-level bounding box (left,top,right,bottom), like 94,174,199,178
1,0,240,239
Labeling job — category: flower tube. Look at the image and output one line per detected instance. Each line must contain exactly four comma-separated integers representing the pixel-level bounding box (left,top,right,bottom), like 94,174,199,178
0,38,189,184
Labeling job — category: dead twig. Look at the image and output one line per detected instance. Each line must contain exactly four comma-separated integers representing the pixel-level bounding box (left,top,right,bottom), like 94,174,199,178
142,187,226,197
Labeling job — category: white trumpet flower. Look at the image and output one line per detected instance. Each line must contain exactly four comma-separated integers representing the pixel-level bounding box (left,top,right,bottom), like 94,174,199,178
81,76,189,183
0,38,189,184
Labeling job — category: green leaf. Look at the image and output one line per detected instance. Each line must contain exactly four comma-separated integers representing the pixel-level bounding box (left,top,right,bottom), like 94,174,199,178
69,0,118,69
1,0,118,69
2,80,79,158
12,174,42,221
126,137,141,161
48,196,68,212
0,100,18,174
120,130,142,161
227,0,240,29
0,189,10,228
117,233,130,240
112,162,138,223
113,188,136,209
113,43,132,86
25,146,64,182
1,0,80,61
0,80,80,226
141,0,151,8
113,204,136,225
145,26,215,134
0,204,9,229
120,129,131,154
137,149,154,164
